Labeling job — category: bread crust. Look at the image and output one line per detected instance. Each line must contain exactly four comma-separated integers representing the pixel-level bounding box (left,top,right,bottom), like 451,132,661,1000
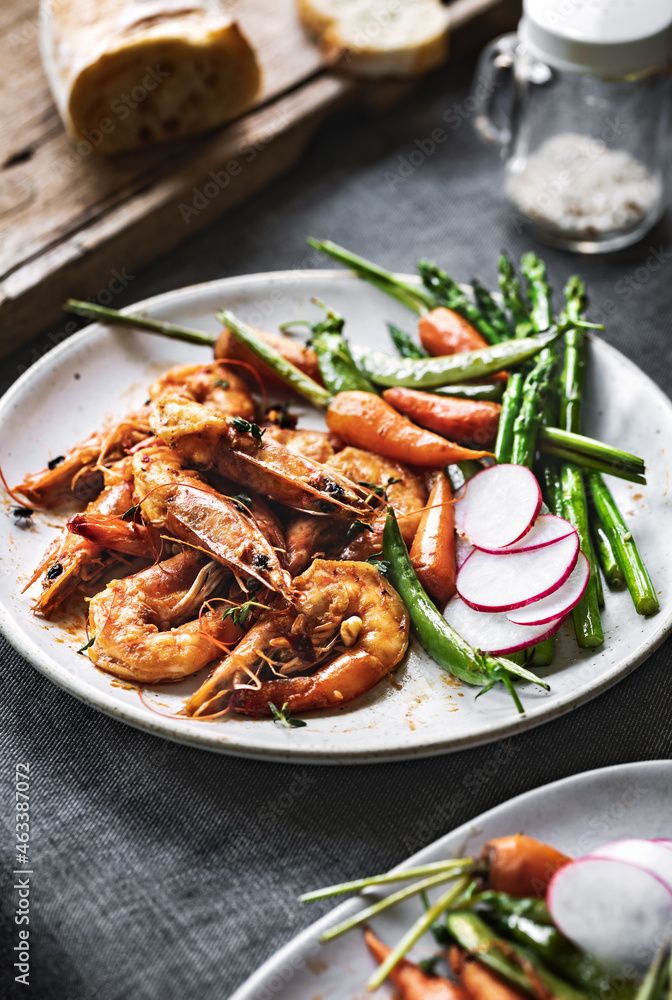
296,0,450,78
40,0,261,152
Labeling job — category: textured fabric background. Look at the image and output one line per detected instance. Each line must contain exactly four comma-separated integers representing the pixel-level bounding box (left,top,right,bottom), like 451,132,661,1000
1,49,671,1000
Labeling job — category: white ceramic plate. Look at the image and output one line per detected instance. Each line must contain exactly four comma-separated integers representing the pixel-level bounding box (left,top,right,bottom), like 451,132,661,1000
229,760,672,1000
1,272,671,763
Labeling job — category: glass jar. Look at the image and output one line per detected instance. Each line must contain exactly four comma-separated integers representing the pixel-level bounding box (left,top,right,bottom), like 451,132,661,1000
474,0,672,253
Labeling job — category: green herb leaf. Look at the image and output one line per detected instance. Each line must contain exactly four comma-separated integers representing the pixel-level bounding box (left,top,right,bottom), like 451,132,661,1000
230,493,253,516
359,481,386,498
346,519,374,542
222,601,255,627
231,417,265,445
366,555,391,576
122,504,139,521
77,636,95,655
213,378,230,389
269,701,307,729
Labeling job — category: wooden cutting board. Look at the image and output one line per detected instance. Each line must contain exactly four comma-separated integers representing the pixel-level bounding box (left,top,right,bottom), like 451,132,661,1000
0,0,519,357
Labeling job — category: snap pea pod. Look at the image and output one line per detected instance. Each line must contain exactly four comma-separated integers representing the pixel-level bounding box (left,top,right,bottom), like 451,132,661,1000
473,892,636,999
388,323,428,360
311,329,378,395
472,278,515,341
446,912,589,1000
592,517,627,590
216,311,333,408
382,509,548,713
588,473,659,616
417,261,502,344
353,331,557,389
494,372,524,464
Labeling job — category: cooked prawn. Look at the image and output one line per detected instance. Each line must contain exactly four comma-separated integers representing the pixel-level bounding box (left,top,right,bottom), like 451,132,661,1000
27,478,149,618
148,361,255,421
131,444,293,601
283,448,426,574
87,551,241,683
150,395,374,518
186,559,409,717
261,426,335,464
14,409,151,508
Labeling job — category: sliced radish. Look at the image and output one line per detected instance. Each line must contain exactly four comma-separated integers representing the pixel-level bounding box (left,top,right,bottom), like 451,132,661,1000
453,464,541,550
507,553,589,626
654,839,672,850
591,839,672,887
548,856,672,972
443,595,564,654
455,534,474,570
457,532,579,612
475,514,577,554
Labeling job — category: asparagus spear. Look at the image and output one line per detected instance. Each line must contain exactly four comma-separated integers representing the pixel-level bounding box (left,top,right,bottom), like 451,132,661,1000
592,517,627,590
494,372,524,464
472,277,515,341
588,473,659,616
556,276,604,644
498,253,534,337
511,352,557,468
521,252,553,331
387,323,428,360
307,238,434,314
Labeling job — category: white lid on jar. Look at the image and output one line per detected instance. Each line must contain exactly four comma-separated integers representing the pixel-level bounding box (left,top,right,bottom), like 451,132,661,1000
519,0,672,77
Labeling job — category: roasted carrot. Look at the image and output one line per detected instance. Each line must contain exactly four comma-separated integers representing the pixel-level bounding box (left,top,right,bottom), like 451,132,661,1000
480,835,571,898
383,388,502,449
449,947,528,1000
410,470,456,606
215,324,322,389
365,930,469,1000
419,309,508,384
325,392,492,467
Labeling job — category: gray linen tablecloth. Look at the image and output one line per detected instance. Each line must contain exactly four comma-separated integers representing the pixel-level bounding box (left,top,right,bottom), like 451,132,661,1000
1,52,671,1000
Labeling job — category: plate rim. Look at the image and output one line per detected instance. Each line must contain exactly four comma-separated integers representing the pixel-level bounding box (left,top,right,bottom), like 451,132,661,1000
228,758,672,1000
1,270,671,764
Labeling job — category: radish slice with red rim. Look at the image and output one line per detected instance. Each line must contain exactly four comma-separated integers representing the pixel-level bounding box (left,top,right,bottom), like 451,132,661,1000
443,595,565,654
507,553,589,626
475,514,577,554
590,839,672,886
453,464,542,550
548,855,672,973
457,531,579,612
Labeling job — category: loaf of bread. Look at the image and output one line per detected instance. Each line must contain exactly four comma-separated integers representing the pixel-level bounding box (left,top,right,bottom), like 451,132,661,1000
297,0,450,77
40,0,261,153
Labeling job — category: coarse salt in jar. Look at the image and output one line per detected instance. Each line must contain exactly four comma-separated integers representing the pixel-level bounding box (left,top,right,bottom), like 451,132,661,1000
474,0,672,253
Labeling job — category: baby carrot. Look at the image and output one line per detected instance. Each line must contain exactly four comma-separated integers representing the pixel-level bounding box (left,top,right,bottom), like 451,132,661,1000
383,387,502,449
419,306,491,355
449,947,528,1000
326,392,492,467
409,470,456,607
480,834,571,898
365,930,469,1000
215,323,323,389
